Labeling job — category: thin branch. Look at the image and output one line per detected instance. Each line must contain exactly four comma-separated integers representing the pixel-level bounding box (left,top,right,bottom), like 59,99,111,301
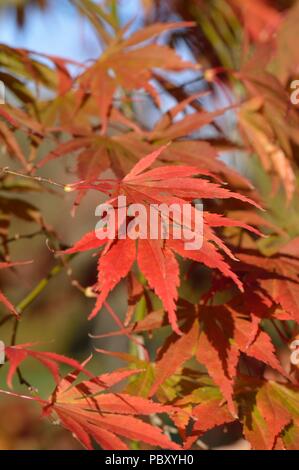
10,317,18,346
0,167,68,191
0,314,12,327
15,262,66,316
5,230,44,245
16,368,36,391
5,254,76,389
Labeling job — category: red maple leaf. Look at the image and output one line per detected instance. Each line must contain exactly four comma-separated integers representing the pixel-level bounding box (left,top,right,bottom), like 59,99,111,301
0,360,182,450
64,146,261,334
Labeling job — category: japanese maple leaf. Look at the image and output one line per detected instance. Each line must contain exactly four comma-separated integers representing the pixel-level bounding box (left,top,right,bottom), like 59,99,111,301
281,420,299,450
237,379,299,450
174,376,235,449
36,99,254,207
194,300,287,415
238,54,299,201
0,364,181,450
126,299,286,415
149,320,200,397
236,239,299,323
0,261,30,317
76,22,196,133
229,0,281,43
273,1,299,83
64,146,261,334
4,343,103,389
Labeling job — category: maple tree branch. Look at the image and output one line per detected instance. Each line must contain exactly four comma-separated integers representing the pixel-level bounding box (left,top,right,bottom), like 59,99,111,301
16,368,34,390
0,252,78,337
0,314,12,327
10,317,18,346
7,254,76,389
11,253,76,323
0,167,68,191
16,263,66,317
5,230,44,245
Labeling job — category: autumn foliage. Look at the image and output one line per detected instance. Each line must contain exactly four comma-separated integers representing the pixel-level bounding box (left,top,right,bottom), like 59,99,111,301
0,0,299,451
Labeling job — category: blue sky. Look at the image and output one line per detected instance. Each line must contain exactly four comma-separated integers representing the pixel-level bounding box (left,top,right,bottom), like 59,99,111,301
0,1,205,126
0,0,140,61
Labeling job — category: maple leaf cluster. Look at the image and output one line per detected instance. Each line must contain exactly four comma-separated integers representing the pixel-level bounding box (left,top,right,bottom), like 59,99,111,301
0,0,299,451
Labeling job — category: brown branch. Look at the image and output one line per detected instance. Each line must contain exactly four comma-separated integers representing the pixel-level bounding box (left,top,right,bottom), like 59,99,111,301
0,167,68,191
0,314,12,327
5,230,44,245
